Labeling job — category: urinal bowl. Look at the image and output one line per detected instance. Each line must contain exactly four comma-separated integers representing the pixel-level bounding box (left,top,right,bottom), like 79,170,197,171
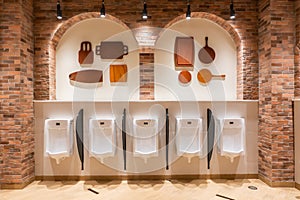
133,118,159,164
44,119,74,164
220,150,243,162
46,152,70,164
175,118,202,163
217,118,245,163
89,118,116,163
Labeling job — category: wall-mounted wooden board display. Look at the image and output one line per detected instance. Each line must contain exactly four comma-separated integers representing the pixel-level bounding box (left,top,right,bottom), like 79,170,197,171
174,37,194,71
110,64,127,83
69,69,103,88
95,41,128,59
78,41,94,66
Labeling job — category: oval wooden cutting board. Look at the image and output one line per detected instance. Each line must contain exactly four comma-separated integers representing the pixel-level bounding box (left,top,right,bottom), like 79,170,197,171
69,69,103,87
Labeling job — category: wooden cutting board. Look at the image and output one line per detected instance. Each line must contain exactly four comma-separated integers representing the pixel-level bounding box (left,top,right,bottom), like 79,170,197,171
78,41,94,66
96,41,128,59
174,37,194,70
178,70,192,84
110,64,127,83
69,69,103,84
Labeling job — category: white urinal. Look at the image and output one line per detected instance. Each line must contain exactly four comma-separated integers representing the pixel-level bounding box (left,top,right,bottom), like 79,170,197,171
89,118,116,163
217,118,245,162
44,119,74,164
175,118,202,163
133,118,159,163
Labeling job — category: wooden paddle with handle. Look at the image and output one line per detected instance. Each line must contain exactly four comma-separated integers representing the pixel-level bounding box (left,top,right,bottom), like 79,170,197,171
197,69,225,84
198,37,215,64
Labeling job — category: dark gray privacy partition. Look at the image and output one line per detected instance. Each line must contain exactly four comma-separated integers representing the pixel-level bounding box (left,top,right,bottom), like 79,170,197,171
207,108,215,169
76,109,84,170
122,108,127,171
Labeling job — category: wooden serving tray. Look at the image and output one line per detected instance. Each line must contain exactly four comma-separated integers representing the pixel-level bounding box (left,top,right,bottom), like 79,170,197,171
69,69,103,87
174,37,194,70
110,64,127,83
95,41,128,59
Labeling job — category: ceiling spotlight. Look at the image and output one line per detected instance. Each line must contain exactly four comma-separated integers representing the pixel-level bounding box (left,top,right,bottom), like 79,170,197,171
100,0,105,18
57,0,62,20
142,0,148,20
230,0,235,19
186,0,191,20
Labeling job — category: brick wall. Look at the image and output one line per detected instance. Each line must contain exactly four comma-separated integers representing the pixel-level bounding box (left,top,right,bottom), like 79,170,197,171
258,0,295,184
0,0,3,184
139,51,154,100
33,0,258,100
0,0,298,187
0,0,34,188
295,0,300,97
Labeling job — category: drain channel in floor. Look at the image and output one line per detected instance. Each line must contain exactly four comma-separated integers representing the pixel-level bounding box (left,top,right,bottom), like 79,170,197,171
216,194,235,200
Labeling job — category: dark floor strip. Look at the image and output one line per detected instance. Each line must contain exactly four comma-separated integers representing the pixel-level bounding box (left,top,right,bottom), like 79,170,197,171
88,188,99,194
216,194,235,200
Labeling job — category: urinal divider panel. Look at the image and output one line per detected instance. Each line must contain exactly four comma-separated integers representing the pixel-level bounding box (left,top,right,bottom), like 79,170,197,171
76,109,84,170
122,109,127,171
207,108,215,170
166,108,169,170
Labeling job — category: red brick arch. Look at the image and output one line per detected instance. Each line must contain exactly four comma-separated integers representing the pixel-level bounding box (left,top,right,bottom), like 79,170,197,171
48,12,131,99
162,12,243,99
51,12,130,48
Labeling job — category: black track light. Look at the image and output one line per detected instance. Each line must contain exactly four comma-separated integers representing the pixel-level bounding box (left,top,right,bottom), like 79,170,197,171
100,0,105,18
186,0,191,20
142,0,148,20
230,0,235,19
57,0,62,20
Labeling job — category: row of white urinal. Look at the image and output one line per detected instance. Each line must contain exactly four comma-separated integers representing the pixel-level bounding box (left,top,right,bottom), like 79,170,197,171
44,118,117,164
44,117,245,165
176,118,245,163
44,118,159,164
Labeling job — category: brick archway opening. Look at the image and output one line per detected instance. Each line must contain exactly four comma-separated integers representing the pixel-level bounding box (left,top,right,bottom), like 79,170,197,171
48,12,131,99
162,12,243,99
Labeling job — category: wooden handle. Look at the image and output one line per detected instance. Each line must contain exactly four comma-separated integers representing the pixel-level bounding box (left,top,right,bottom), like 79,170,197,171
212,74,226,79
81,41,91,51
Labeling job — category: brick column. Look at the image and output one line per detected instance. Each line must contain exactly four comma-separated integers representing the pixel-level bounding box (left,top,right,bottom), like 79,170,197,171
295,0,300,97
258,0,295,186
0,1,34,189
139,49,155,100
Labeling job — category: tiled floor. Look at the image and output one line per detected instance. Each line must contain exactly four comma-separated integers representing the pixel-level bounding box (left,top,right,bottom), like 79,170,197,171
0,179,300,200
